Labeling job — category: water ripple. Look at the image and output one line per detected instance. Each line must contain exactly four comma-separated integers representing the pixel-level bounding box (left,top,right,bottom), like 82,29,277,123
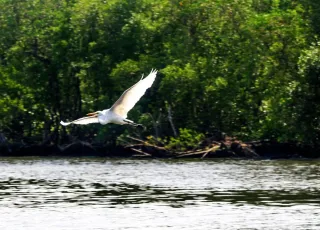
0,158,319,229
0,178,319,208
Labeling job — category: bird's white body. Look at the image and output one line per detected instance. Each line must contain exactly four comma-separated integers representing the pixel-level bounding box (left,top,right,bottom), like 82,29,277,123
97,109,128,125
60,69,157,127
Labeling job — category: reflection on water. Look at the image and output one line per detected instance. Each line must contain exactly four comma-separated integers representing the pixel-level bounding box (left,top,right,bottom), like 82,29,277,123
0,158,319,229
1,179,319,208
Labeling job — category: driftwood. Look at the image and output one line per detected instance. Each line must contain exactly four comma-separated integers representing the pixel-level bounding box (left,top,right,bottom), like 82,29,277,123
243,146,259,157
126,136,148,144
124,143,145,148
130,148,151,156
125,136,167,151
120,133,280,159
201,145,221,159
177,145,220,158
123,135,229,158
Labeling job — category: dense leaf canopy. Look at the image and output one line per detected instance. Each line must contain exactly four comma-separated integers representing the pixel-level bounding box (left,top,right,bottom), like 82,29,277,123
0,0,319,146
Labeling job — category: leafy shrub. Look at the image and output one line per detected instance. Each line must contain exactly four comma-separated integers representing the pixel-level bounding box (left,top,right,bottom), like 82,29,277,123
164,128,204,151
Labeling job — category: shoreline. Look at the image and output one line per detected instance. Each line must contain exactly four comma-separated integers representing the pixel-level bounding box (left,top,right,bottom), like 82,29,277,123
0,139,319,159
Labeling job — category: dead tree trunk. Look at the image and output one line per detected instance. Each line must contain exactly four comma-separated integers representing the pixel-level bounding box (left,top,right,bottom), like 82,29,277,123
167,105,177,137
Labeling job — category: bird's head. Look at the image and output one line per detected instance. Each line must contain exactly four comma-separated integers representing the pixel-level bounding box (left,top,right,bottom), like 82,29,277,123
98,109,110,116
97,110,104,115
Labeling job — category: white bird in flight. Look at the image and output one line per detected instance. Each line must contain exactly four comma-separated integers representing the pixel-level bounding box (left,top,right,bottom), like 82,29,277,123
60,69,157,127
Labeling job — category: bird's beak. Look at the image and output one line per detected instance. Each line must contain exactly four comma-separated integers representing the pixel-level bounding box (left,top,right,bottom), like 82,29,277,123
87,111,98,116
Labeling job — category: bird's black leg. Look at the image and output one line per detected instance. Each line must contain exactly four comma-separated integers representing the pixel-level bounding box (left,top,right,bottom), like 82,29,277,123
124,119,144,129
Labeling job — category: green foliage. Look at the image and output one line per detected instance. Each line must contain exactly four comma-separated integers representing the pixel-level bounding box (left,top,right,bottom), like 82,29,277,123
0,0,319,146
164,128,205,152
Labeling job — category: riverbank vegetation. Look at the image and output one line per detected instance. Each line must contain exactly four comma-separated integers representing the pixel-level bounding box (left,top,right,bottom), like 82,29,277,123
1,0,320,157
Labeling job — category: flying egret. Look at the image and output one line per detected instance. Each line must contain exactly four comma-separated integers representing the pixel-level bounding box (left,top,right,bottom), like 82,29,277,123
60,69,157,127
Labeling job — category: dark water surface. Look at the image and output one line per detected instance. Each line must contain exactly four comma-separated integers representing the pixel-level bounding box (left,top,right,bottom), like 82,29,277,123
0,158,319,229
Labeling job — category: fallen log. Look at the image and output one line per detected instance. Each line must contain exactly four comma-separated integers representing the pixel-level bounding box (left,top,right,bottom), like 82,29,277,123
131,148,151,156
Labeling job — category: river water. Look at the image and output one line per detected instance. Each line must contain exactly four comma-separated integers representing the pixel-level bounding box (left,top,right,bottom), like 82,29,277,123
0,158,319,230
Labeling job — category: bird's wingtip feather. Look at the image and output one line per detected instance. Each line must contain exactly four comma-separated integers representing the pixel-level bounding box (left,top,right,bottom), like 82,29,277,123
60,121,70,126
141,69,157,80
150,68,158,75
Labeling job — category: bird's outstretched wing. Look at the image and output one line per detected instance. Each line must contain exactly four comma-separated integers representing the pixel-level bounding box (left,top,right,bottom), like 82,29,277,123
60,116,99,126
110,69,157,118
